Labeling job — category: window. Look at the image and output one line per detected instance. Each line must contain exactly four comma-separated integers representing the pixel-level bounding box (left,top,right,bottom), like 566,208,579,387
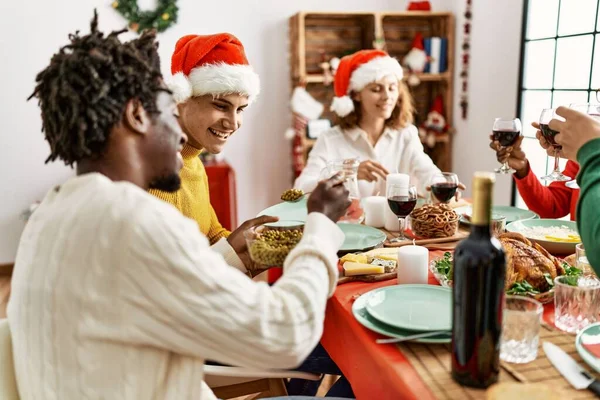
515,0,600,213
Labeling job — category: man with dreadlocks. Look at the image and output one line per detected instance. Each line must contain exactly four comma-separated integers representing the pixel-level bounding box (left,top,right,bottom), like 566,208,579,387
7,12,351,400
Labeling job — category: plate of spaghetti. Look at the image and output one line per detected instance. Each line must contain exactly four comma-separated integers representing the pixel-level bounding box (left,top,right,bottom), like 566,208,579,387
409,203,460,239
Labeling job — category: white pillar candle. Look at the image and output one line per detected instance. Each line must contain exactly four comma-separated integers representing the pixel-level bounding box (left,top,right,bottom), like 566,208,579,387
386,173,410,187
364,196,386,228
397,245,429,285
386,173,410,196
384,201,399,231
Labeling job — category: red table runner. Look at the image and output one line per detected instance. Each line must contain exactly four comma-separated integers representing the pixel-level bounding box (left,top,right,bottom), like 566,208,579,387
321,250,557,400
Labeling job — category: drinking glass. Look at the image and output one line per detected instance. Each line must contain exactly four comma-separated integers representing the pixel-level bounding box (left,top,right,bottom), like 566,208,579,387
576,243,593,275
493,118,522,174
539,108,570,182
320,158,364,224
386,184,417,242
491,215,506,237
554,274,600,333
500,296,543,364
429,172,459,204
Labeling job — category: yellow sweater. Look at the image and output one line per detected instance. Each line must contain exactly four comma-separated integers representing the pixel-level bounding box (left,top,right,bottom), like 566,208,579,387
149,144,230,245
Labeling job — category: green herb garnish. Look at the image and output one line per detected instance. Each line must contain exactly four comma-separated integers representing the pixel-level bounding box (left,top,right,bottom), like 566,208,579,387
435,252,453,279
561,262,583,286
543,273,554,289
507,280,540,296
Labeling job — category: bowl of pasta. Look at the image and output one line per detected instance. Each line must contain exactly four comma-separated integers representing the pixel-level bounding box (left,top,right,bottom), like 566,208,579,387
410,203,460,239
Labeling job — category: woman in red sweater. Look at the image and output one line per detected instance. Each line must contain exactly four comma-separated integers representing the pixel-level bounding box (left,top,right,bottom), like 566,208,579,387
489,123,579,220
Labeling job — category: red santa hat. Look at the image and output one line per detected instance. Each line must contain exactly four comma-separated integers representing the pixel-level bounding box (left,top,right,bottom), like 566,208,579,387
330,49,404,117
168,33,260,104
411,33,425,51
430,94,444,116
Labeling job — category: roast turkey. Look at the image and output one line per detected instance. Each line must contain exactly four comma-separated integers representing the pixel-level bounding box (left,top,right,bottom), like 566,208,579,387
498,232,566,292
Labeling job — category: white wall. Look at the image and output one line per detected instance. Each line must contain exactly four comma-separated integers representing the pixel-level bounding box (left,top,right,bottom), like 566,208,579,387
0,0,458,262
448,0,525,205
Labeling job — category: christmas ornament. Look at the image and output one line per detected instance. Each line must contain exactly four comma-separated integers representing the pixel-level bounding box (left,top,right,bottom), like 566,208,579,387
418,95,448,149
290,87,324,121
460,0,472,119
402,33,429,86
112,0,178,33
407,1,432,11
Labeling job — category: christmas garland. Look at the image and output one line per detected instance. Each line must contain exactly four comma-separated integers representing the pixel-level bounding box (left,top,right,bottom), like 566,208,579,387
112,0,178,33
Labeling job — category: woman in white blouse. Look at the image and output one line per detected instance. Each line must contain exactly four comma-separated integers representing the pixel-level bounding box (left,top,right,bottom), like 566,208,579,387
295,49,446,198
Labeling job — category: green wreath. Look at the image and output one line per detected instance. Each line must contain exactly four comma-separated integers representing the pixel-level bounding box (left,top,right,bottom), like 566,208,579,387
112,0,178,33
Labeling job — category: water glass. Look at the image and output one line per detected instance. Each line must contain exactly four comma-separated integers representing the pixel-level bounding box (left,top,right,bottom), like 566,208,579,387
576,243,593,275
500,295,543,364
491,215,506,237
554,274,600,333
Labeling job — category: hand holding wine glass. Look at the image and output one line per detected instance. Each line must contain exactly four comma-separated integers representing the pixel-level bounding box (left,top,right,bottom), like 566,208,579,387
540,108,570,182
489,134,528,178
551,105,600,162
386,184,417,242
492,118,522,174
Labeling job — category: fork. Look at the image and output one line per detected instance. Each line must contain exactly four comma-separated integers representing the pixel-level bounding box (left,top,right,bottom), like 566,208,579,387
376,330,450,344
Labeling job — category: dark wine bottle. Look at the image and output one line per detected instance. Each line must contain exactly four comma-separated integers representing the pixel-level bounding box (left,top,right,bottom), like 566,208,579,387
451,172,506,388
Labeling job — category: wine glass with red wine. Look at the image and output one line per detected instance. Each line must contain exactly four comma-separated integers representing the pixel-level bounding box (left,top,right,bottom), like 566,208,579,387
539,108,570,182
492,117,522,174
387,184,418,242
429,172,459,204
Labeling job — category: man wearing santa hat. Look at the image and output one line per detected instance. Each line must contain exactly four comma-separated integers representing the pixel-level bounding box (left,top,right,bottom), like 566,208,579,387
149,33,355,398
150,33,276,274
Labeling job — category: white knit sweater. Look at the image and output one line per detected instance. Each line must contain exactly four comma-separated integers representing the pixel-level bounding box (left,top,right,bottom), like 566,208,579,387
7,173,344,400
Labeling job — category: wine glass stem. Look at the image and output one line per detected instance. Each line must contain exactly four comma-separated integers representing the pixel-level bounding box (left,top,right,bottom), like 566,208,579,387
398,217,406,240
553,151,561,173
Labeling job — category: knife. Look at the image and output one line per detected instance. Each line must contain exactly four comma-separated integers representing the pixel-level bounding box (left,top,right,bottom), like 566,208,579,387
543,342,600,396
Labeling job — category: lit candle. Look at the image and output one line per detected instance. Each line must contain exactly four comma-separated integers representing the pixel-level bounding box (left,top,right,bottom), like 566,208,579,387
364,196,386,228
397,244,429,284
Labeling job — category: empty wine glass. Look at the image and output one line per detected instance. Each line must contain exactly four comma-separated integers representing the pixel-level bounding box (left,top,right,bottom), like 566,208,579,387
570,103,600,119
429,172,459,204
386,184,417,242
539,108,570,182
493,118,522,174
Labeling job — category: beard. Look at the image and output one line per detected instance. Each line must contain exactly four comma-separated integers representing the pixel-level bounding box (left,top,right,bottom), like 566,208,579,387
149,173,181,193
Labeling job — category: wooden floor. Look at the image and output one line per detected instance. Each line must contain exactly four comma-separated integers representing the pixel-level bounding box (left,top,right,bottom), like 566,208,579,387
0,276,10,319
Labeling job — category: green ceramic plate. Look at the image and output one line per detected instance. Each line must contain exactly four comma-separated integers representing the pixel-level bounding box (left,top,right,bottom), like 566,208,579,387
455,205,539,225
365,285,452,332
352,288,451,343
337,223,386,252
258,199,386,252
505,218,580,255
576,323,600,374
258,197,308,222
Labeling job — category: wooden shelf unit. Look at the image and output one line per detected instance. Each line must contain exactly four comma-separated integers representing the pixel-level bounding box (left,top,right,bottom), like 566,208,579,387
289,11,455,173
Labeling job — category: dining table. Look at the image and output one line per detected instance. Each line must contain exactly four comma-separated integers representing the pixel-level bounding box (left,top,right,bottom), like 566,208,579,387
318,228,590,400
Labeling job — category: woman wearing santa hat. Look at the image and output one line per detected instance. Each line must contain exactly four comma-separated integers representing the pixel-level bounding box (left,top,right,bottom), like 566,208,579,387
150,33,354,399
294,49,460,199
